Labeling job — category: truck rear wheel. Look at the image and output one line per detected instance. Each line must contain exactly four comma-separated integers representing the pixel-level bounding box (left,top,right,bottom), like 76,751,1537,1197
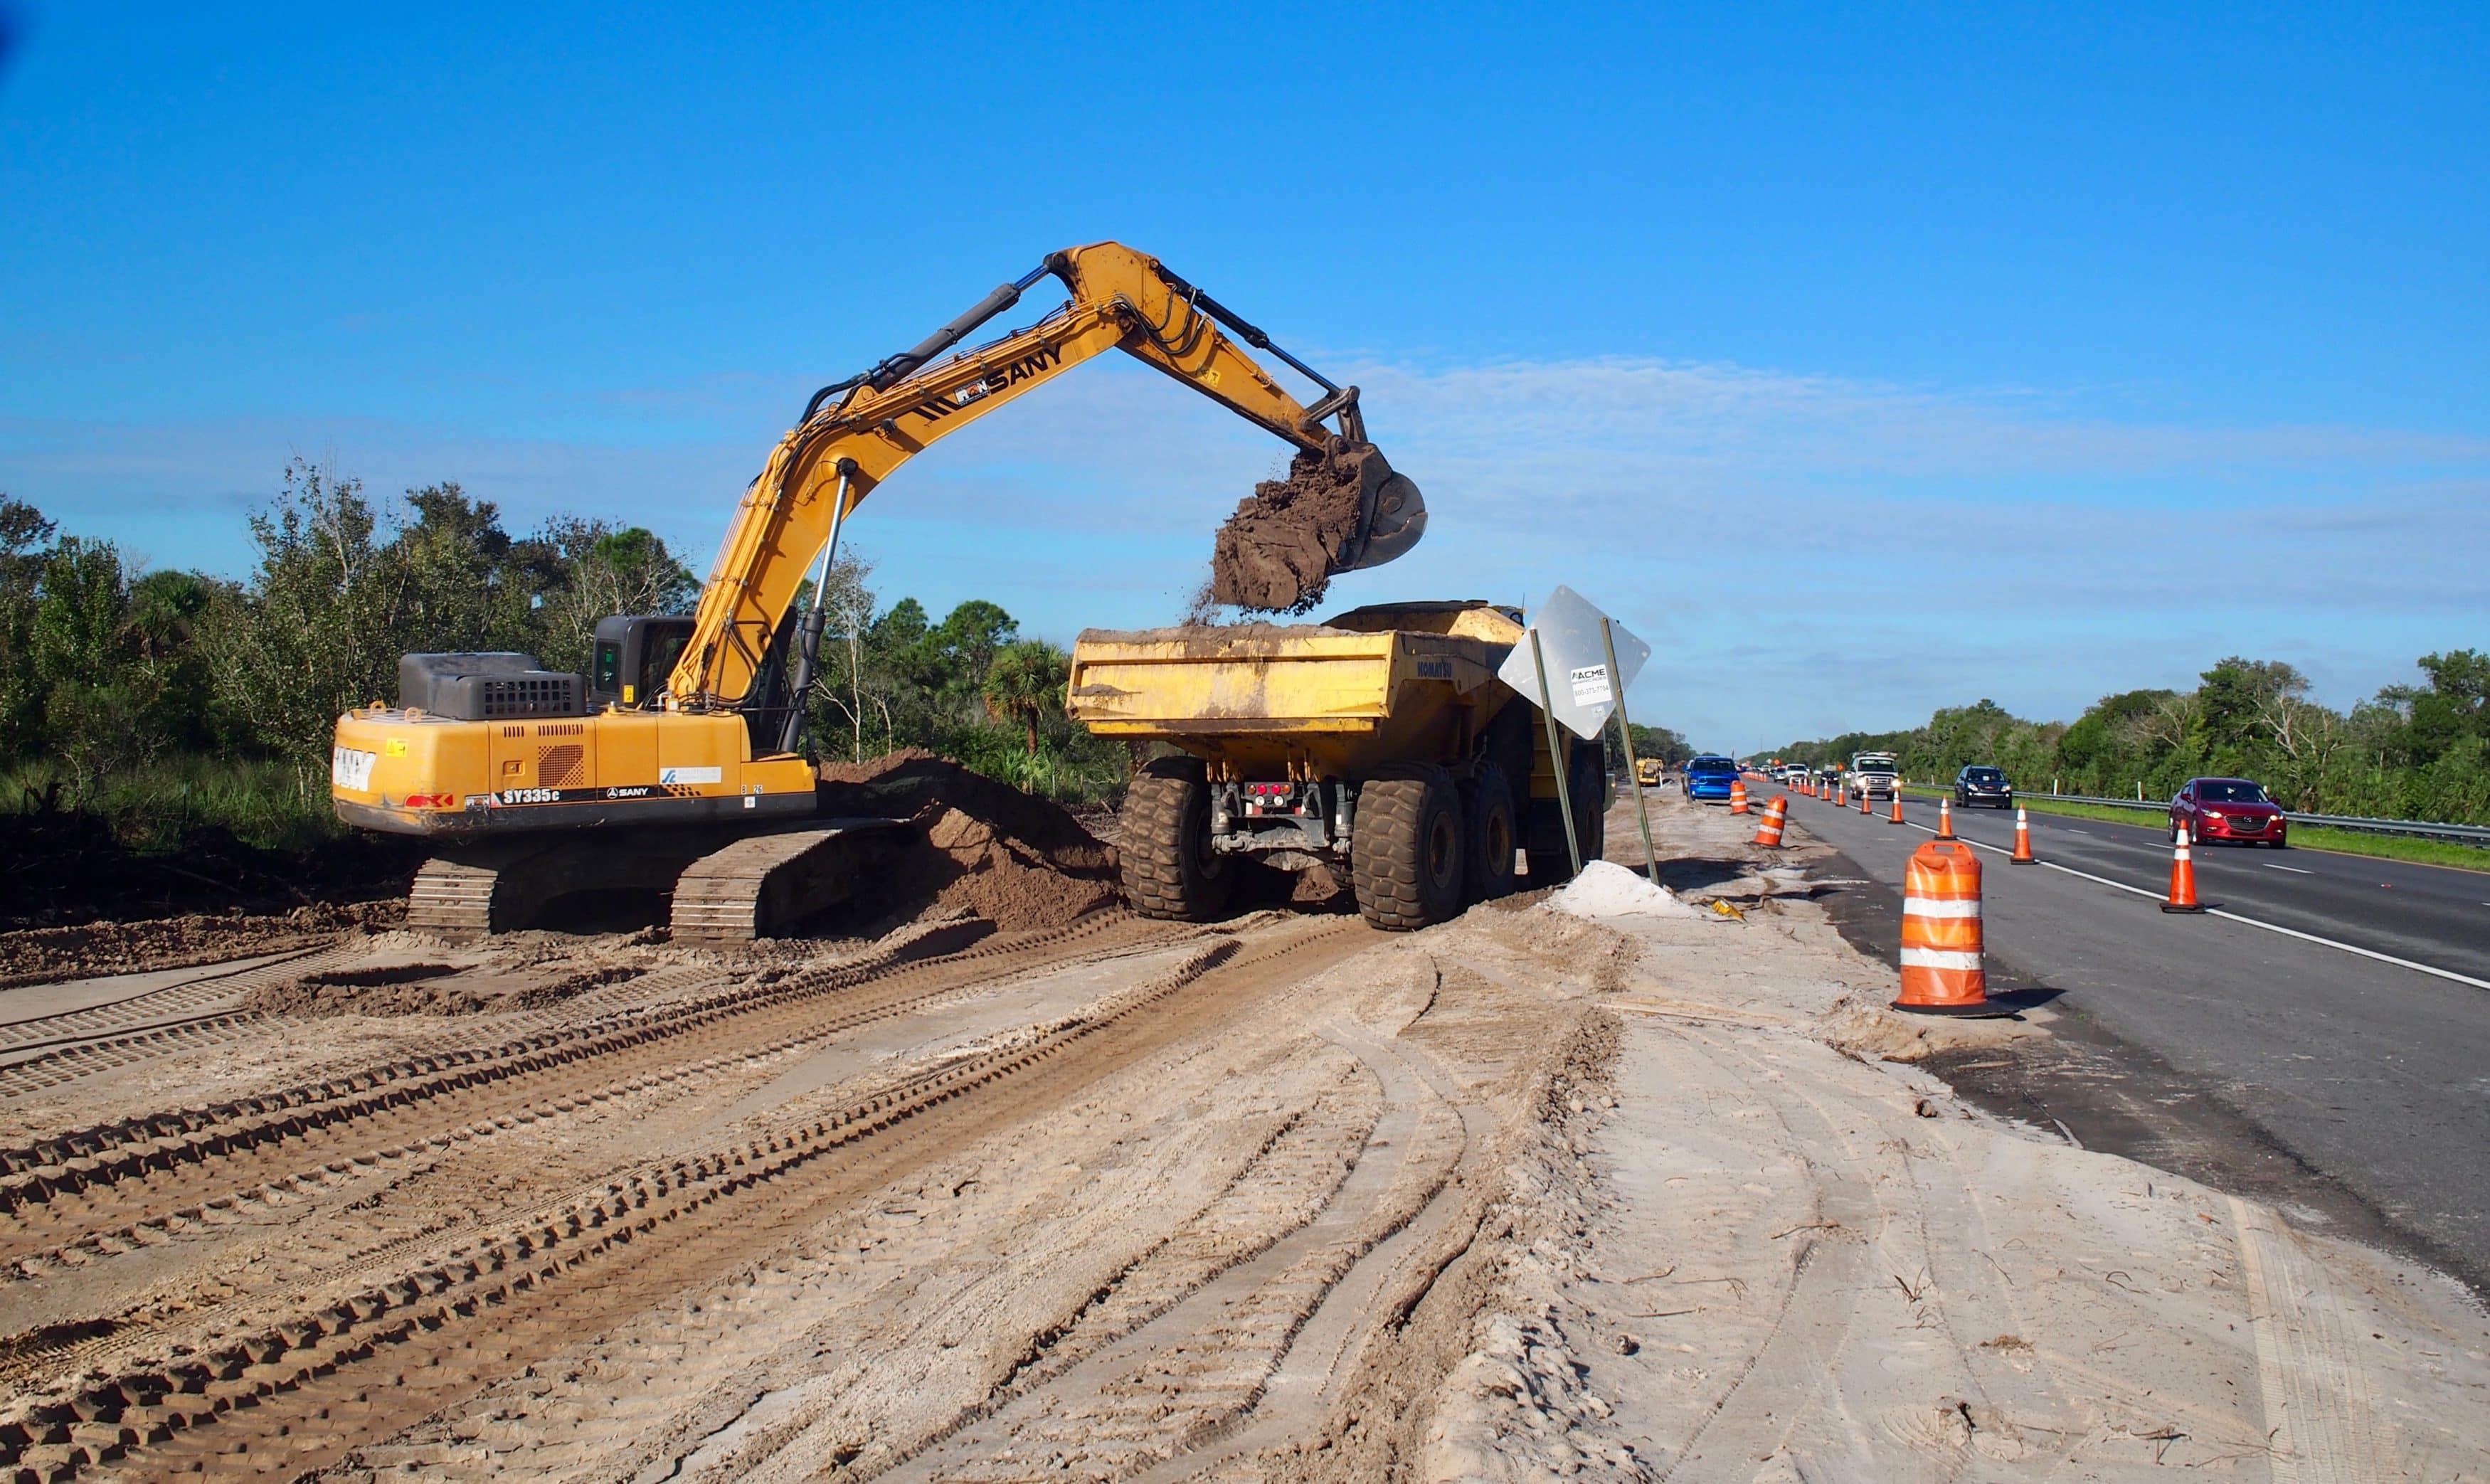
1352,764,1466,930
1524,741,1606,884
1465,763,1518,903
1119,758,1232,921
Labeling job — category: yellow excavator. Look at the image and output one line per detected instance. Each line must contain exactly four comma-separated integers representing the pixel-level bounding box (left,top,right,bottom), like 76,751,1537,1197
330,242,1427,938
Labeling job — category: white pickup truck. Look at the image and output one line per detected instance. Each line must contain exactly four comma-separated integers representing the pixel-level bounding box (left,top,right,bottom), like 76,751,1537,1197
1845,752,1900,800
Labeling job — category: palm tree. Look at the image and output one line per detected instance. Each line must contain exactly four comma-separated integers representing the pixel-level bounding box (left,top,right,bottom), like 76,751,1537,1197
981,640,1070,757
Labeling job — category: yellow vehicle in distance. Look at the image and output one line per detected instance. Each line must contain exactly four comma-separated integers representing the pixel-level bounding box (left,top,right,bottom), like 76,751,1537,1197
1634,756,1666,788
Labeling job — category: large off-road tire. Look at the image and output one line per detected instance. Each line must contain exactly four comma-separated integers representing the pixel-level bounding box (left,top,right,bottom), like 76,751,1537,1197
1118,758,1233,921
1351,764,1466,930
1464,762,1519,904
1524,740,1607,884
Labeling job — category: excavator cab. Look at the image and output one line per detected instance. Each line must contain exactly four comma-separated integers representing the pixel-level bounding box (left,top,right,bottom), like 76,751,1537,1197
588,615,696,711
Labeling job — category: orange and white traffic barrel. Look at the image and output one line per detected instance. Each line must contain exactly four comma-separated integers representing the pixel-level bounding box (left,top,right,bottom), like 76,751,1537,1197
1893,839,1997,1014
1753,795,1787,847
1729,779,1750,815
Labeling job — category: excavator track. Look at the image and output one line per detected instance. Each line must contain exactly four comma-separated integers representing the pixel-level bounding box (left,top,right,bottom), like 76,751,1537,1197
405,817,908,940
403,854,509,937
668,817,906,943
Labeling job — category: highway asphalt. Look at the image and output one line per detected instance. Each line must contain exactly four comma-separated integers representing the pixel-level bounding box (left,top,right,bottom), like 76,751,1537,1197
1766,785,2490,1297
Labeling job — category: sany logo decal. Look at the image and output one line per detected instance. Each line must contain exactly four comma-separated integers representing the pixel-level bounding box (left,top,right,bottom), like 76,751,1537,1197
909,343,1066,423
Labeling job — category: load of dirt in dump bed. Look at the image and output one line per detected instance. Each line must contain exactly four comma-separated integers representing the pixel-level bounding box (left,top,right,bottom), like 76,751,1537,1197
1204,442,1394,614
816,750,1123,933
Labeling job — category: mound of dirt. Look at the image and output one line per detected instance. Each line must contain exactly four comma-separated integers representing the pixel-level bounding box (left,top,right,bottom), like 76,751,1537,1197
0,901,403,990
1204,442,1394,614
815,751,1123,933
243,963,487,1017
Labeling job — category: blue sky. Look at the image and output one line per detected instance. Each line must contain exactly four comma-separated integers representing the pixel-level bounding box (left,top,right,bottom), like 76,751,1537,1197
3,4,2484,754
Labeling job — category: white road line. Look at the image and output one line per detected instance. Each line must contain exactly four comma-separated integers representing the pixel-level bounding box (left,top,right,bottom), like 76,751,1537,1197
2265,863,2314,874
1868,815,2490,993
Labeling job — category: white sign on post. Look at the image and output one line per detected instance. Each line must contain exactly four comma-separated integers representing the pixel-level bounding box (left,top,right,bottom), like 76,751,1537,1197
1498,585,1649,741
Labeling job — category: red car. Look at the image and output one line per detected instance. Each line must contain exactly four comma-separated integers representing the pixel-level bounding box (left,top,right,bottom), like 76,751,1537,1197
2170,777,2289,848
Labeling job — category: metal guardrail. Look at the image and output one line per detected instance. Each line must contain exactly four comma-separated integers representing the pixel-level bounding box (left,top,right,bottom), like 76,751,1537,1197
1899,784,2490,849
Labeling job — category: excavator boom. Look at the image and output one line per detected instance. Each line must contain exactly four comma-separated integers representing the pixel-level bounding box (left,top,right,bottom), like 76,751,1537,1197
674,241,1425,712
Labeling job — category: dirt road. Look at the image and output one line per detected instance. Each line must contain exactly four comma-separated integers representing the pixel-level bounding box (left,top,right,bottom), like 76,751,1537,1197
0,783,2482,1481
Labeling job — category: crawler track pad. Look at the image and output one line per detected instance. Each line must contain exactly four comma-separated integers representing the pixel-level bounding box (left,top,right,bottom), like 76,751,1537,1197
670,819,908,943
407,818,906,940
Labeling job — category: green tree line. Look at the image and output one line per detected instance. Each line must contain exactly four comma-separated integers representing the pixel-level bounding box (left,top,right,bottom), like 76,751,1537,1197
0,462,1122,849
1772,654,2490,822
1604,723,1691,772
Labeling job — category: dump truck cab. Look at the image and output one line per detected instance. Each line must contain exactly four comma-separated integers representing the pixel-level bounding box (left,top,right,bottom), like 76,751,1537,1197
1068,601,1606,931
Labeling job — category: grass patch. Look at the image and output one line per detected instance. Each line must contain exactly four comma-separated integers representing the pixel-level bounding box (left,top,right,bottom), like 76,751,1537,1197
1,756,343,854
1900,784,2490,873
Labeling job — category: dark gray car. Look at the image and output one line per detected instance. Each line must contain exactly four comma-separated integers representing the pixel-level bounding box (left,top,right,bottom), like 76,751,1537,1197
1953,765,2014,808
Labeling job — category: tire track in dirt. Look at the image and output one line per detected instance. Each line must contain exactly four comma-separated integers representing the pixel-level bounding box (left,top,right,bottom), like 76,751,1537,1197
0,915,1153,1245
0,948,332,1051
0,948,363,1101
4,918,1380,1481
1651,1029,1882,1482
0,916,1180,1377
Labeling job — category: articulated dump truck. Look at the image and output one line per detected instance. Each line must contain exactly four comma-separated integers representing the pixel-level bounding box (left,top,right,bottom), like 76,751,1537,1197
1069,602,1607,931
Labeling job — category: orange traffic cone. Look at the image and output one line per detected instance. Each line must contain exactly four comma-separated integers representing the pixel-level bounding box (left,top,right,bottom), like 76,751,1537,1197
1892,839,2001,1015
2010,806,2035,864
1937,797,1955,839
2162,823,2205,913
1858,785,1871,815
1833,780,1847,808
1888,790,1904,824
1729,779,1749,815
1753,795,1787,847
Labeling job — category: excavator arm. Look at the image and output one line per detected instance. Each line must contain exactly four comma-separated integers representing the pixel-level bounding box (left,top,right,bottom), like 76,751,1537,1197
670,241,1423,716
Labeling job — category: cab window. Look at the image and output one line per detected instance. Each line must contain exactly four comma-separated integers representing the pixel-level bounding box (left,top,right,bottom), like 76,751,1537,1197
642,630,691,697
593,642,622,694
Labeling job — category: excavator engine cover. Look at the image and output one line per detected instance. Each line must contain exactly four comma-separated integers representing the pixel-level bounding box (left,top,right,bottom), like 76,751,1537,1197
398,653,584,721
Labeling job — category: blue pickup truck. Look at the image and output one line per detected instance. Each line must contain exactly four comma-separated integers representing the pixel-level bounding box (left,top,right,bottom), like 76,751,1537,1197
1685,755,1740,803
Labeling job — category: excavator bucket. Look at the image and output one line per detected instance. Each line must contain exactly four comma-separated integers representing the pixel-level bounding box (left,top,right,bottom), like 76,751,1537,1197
1205,442,1429,613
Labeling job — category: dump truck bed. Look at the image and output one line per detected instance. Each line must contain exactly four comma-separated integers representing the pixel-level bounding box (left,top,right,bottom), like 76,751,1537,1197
1067,604,1525,780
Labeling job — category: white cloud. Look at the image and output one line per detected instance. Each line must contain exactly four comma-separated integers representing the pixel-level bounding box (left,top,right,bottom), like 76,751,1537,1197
5,351,2484,748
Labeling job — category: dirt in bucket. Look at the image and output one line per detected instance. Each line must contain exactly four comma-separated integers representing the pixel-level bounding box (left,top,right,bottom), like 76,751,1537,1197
1202,442,1392,614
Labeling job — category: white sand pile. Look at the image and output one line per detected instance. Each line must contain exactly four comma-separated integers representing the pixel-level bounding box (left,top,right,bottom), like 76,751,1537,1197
1540,859,1702,920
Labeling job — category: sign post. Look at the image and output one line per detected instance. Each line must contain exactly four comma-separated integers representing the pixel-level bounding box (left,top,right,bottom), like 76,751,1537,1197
1601,617,1662,886
1496,587,1653,886
1525,627,1582,876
